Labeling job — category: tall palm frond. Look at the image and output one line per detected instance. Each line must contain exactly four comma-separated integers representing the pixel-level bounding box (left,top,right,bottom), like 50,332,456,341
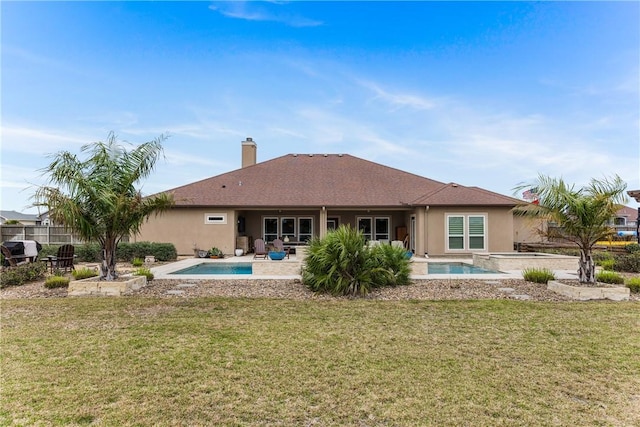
32,132,174,280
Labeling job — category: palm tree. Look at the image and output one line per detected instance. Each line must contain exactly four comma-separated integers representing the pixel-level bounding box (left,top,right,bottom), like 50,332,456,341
513,174,627,283
33,132,174,280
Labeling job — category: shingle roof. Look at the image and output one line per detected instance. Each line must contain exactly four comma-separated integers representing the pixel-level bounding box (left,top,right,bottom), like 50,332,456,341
0,210,40,221
616,205,638,218
164,154,519,208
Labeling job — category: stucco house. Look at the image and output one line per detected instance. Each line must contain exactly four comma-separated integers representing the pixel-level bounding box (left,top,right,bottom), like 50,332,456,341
135,138,523,257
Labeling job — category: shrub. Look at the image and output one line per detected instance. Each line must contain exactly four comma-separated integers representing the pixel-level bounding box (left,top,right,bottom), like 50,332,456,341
132,257,144,267
597,259,615,271
595,271,624,285
38,245,59,258
625,243,640,254
0,262,47,288
522,267,555,284
614,253,640,273
133,267,154,281
626,277,640,293
116,242,177,262
593,251,614,264
72,267,99,280
370,243,411,287
74,243,103,262
44,276,70,289
302,225,409,296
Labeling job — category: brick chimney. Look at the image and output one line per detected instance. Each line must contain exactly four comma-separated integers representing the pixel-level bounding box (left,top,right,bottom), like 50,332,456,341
241,137,257,168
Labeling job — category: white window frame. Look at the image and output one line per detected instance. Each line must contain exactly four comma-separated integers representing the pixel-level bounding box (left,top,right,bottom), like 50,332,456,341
281,217,296,240
357,216,391,241
357,217,373,241
298,217,313,242
447,215,465,251
205,213,227,224
468,215,486,250
374,217,390,241
446,214,487,252
263,217,279,242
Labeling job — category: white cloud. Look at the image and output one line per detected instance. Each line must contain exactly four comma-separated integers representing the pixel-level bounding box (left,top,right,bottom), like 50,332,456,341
1,126,90,155
358,80,437,111
209,2,323,27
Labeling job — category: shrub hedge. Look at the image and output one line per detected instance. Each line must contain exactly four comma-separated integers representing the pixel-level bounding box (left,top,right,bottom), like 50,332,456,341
614,253,640,273
40,242,177,263
0,262,47,288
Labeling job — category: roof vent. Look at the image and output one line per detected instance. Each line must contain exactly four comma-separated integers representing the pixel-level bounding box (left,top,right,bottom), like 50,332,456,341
323,154,328,157
293,154,297,157
309,154,314,157
451,183,458,187
338,154,343,157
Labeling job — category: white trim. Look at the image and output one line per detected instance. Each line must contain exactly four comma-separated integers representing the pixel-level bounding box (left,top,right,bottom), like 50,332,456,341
445,213,487,252
205,213,227,224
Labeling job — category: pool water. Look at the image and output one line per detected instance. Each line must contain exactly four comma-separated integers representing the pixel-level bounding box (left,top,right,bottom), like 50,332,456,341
170,263,252,275
428,262,502,274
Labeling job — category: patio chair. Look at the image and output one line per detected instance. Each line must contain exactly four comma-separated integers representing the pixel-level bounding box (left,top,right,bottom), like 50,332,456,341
1,245,28,267
253,239,268,259
272,238,290,259
52,244,75,272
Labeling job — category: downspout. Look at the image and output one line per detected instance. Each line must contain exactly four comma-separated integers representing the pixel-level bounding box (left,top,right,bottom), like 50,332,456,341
425,205,429,257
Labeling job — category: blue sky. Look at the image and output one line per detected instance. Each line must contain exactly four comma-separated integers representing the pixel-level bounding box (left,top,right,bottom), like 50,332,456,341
2,1,639,214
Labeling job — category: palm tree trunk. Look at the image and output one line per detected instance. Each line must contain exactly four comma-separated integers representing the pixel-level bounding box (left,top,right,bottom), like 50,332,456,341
578,248,596,283
100,240,118,281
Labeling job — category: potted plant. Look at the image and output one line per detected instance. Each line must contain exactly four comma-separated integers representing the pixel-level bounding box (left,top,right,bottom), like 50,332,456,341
268,245,286,261
208,247,223,259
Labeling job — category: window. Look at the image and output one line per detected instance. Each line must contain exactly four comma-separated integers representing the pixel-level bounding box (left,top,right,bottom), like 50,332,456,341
448,216,464,250
281,218,296,240
447,214,486,251
263,217,278,242
357,217,372,241
614,217,626,226
298,218,313,242
468,216,485,250
375,217,390,241
357,216,390,241
205,213,227,224
263,216,314,242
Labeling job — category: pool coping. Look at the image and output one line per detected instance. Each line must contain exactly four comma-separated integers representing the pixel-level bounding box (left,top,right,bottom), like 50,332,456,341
151,256,580,281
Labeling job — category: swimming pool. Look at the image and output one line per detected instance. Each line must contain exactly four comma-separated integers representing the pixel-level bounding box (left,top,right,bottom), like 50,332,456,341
170,263,252,275
427,262,502,274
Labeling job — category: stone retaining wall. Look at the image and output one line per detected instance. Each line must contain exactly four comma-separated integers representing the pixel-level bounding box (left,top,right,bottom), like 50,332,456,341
68,275,147,297
547,280,629,301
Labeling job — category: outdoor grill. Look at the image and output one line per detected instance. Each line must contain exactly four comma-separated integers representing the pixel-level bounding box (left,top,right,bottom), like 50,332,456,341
1,240,43,265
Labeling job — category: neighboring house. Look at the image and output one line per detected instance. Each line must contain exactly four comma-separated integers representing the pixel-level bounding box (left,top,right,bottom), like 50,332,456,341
611,206,638,228
0,210,41,226
135,138,522,256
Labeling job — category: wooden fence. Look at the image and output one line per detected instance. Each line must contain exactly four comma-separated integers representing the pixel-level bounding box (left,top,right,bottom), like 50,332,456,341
0,226,129,245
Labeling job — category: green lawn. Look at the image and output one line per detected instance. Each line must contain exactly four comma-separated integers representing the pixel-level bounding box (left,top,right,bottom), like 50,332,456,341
1,298,639,426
